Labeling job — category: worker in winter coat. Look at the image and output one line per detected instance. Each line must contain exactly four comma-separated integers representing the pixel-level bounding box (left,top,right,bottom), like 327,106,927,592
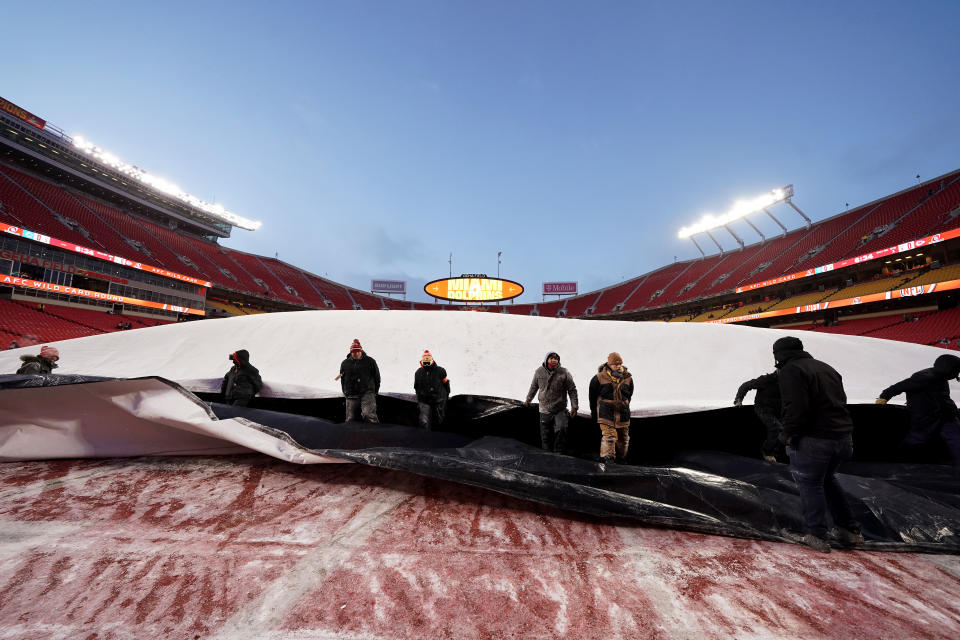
774,336,862,553
734,371,784,462
16,345,59,375
589,352,633,464
220,349,263,406
876,354,960,466
337,338,380,423
414,350,450,430
525,351,579,454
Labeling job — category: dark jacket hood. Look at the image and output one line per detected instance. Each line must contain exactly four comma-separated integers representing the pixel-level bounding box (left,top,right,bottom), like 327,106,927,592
774,348,812,369
230,349,250,365
20,354,58,369
543,352,560,369
933,354,960,379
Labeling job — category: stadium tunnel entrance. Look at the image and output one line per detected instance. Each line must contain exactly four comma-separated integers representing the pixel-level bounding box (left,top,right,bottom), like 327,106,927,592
195,393,945,465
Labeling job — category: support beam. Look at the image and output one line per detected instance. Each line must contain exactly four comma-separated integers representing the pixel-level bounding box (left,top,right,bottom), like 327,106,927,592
744,217,766,242
705,230,724,254
690,236,706,258
786,199,812,228
723,224,745,249
763,208,789,236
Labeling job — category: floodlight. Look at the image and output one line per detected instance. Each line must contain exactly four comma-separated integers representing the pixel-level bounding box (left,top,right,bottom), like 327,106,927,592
677,185,793,239
70,135,262,231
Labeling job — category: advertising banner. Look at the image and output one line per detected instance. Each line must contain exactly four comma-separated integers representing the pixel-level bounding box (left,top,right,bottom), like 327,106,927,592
709,280,954,324
0,96,46,129
1,222,212,288
735,227,955,294
543,281,578,295
371,279,406,294
1,275,205,316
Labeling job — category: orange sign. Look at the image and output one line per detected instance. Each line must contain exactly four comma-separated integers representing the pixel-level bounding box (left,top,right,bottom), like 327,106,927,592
424,277,524,302
1,275,205,316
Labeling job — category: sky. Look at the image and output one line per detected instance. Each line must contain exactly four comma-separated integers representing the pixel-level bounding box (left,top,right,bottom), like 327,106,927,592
2,0,959,303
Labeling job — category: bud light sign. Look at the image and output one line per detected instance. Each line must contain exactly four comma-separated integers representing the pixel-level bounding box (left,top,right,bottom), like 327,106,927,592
371,279,406,294
543,281,578,295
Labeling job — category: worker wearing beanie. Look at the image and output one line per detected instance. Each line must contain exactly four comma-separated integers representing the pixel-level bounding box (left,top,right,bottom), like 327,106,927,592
16,345,59,375
338,338,380,422
773,335,861,553
588,352,633,464
414,350,450,430
525,351,579,454
220,349,263,407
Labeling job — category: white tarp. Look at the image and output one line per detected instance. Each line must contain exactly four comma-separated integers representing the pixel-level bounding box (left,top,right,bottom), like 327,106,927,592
0,310,952,413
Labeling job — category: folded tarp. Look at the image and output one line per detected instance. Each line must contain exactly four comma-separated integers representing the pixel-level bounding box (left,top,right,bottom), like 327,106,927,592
1,374,956,553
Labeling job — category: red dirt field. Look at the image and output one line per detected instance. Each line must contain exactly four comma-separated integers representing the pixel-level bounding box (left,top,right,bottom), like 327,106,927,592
1,455,958,639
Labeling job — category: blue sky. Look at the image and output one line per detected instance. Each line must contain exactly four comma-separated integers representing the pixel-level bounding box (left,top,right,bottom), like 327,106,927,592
2,1,959,302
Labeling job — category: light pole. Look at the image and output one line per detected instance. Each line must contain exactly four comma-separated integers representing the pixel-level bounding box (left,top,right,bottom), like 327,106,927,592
497,251,502,278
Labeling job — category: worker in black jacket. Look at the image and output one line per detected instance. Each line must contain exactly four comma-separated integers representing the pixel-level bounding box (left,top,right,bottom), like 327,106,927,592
220,349,263,406
774,336,862,553
876,354,960,466
414,349,450,430
734,371,784,462
337,338,380,423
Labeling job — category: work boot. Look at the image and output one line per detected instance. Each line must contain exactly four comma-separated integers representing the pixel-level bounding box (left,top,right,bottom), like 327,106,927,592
781,529,831,553
830,526,865,546
800,534,832,553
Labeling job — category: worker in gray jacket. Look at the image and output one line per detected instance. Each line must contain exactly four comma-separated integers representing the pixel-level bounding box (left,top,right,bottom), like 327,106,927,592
525,351,579,454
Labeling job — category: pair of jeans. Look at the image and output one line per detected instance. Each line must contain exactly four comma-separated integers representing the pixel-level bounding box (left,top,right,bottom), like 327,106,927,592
787,435,857,537
418,400,446,431
539,410,569,454
754,407,784,458
345,391,379,423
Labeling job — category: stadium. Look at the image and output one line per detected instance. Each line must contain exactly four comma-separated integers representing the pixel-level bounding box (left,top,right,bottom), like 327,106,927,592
1,90,959,640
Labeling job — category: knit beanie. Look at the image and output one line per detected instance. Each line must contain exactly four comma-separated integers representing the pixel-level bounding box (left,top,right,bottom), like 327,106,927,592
40,345,59,361
607,352,623,366
350,339,363,353
421,349,434,365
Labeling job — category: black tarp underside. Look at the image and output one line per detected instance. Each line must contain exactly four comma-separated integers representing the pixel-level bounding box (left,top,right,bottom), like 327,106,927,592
2,375,957,553
210,401,959,554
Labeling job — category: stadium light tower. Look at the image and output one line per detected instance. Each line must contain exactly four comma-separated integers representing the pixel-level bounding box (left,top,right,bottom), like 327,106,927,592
677,185,803,254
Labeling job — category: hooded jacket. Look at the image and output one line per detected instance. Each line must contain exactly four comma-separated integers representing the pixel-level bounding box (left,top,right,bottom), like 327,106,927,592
221,350,263,401
775,346,853,441
880,354,960,437
16,355,57,375
589,363,634,427
415,361,450,404
340,352,381,397
525,352,579,414
735,372,781,413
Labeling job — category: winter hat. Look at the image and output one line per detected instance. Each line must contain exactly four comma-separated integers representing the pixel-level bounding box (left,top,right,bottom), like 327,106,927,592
40,345,59,361
231,349,249,364
772,336,803,353
350,339,363,353
933,354,960,379
606,352,623,366
421,349,434,365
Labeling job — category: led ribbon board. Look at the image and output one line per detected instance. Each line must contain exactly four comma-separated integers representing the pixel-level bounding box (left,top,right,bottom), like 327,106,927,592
424,275,524,302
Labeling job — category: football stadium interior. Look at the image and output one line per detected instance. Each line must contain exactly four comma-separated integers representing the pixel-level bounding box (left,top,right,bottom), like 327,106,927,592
2,96,960,349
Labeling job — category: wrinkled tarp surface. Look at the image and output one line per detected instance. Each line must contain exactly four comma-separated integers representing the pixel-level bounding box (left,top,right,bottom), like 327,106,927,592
1,374,957,554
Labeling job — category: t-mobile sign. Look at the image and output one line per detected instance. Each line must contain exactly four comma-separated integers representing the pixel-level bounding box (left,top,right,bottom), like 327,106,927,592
543,281,577,295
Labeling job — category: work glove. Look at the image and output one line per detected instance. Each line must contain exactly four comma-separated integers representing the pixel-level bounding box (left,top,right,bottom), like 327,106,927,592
875,398,887,405
524,400,531,407
762,454,777,463
334,373,342,381
570,408,578,417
